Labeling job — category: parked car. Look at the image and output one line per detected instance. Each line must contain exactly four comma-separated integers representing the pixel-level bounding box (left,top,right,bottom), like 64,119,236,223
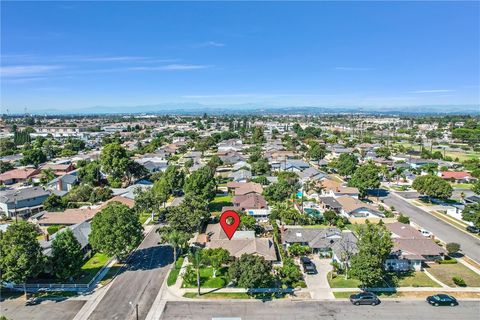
419,229,432,237
466,225,480,234
426,294,458,307
349,292,380,306
300,256,316,274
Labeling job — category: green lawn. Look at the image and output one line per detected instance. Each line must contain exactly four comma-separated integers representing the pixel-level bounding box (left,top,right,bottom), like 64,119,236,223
328,271,439,288
450,183,474,190
328,273,362,288
182,266,229,288
397,271,440,287
427,263,480,287
139,212,151,224
76,253,110,284
208,194,233,213
183,292,251,299
167,257,185,286
99,262,125,286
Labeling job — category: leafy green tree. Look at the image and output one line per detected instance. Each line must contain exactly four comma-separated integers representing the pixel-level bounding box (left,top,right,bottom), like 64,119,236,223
161,229,191,262
287,243,311,257
229,254,272,288
473,180,480,195
152,177,170,207
350,221,393,287
250,176,270,185
89,202,143,261
263,179,299,203
40,168,56,185
0,161,14,173
43,194,65,211
0,221,44,296
348,162,381,198
50,229,84,281
22,148,46,168
251,158,270,175
276,257,302,287
184,166,217,201
166,194,210,233
89,187,113,203
375,146,391,158
252,126,266,144
336,153,358,178
412,175,453,200
203,248,230,278
100,143,131,185
240,213,256,230
78,160,103,186
207,155,223,170
306,142,327,163
462,203,480,228
323,210,337,226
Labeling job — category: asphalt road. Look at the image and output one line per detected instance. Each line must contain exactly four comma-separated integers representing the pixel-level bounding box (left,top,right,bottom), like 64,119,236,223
160,300,480,320
1,300,85,320
87,227,173,320
383,192,480,263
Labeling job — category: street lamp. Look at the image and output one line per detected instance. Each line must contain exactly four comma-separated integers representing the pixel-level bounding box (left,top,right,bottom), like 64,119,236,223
129,301,139,320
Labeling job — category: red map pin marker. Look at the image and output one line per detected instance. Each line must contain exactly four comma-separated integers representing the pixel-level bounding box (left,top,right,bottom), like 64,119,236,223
219,210,240,240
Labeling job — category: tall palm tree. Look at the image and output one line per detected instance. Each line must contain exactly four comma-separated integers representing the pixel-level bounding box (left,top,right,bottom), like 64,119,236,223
163,230,191,263
189,249,205,296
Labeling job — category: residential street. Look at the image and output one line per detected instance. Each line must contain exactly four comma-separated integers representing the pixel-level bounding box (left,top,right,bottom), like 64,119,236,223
1,300,85,320
159,300,480,320
383,192,480,263
87,227,173,320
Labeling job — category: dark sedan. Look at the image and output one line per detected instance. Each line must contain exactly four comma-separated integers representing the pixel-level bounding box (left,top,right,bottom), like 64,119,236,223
426,294,459,307
349,292,380,306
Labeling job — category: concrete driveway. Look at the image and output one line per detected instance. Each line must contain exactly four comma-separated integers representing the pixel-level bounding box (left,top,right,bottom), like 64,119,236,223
302,256,334,300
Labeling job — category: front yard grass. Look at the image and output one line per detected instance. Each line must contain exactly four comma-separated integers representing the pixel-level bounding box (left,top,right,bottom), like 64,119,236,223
427,263,480,287
182,266,229,288
183,292,250,299
167,257,185,286
208,194,233,213
76,252,110,284
328,271,439,288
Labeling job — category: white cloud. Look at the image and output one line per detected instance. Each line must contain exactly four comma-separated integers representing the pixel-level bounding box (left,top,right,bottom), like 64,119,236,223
1,65,62,77
409,89,454,94
195,41,226,48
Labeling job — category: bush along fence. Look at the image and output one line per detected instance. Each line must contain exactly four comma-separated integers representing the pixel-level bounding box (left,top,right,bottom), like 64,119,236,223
6,257,115,293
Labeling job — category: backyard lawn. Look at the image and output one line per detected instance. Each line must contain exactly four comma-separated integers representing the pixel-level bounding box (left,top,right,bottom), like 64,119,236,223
427,263,480,287
76,252,110,284
182,266,229,288
208,194,233,213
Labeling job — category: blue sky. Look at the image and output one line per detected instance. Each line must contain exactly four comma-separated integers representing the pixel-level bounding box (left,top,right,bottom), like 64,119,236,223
1,1,479,112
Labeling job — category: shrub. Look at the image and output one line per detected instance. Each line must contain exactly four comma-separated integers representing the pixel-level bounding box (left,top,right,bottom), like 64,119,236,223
47,225,64,235
397,214,410,224
446,242,461,255
452,276,466,287
437,257,457,264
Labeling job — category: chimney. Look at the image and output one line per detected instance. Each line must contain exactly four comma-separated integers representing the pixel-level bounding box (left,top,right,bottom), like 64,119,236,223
57,178,63,191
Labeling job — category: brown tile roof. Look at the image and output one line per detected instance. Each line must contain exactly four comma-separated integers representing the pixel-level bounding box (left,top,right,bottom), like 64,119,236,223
0,168,39,181
232,193,267,210
206,238,277,261
234,183,263,196
36,208,96,225
386,222,424,239
336,196,378,214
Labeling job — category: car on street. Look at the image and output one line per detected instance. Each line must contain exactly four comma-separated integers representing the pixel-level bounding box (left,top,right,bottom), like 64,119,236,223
349,292,380,306
419,229,432,237
426,294,458,306
299,256,316,274
466,225,480,234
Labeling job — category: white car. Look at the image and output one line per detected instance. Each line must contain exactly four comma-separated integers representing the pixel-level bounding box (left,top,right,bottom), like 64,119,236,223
420,229,432,237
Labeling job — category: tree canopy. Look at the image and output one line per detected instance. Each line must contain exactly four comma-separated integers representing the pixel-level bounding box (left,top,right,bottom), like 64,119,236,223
229,254,272,288
89,202,143,260
348,161,381,198
335,153,358,177
50,229,84,281
412,175,453,200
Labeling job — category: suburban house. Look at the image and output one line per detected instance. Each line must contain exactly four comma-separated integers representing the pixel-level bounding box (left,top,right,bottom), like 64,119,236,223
0,167,39,185
46,172,78,196
40,221,92,257
336,196,384,218
0,186,50,218
41,162,75,176
229,169,252,183
282,226,342,253
439,171,477,183
232,193,268,210
226,182,263,196
385,222,447,271
318,197,343,214
198,223,277,261
32,208,97,226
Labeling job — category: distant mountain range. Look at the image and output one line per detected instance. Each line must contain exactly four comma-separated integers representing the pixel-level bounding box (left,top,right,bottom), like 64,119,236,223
7,103,480,116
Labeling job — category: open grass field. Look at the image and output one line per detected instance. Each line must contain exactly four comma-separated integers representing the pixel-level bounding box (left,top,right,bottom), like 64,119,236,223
392,142,480,162
427,263,480,287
